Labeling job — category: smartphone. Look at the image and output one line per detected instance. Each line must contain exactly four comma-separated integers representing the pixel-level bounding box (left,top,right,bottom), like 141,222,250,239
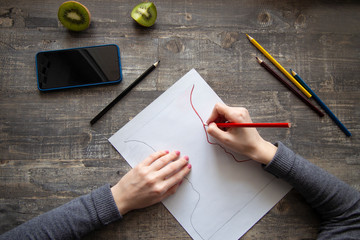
36,44,122,91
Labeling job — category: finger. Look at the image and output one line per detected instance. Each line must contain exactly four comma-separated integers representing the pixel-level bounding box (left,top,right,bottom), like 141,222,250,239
231,107,252,124
206,102,227,124
162,161,191,189
207,102,240,124
157,155,189,179
209,104,253,125
149,151,180,171
207,122,231,142
207,121,223,136
141,150,169,166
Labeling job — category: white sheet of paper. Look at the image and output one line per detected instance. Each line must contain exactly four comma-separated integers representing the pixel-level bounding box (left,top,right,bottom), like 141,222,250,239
109,69,292,240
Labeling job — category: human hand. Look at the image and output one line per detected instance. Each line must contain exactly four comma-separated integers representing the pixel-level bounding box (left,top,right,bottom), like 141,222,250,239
206,103,277,165
111,150,191,215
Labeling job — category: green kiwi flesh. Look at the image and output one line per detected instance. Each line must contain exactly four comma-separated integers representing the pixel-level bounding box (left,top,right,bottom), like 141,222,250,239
131,2,157,27
58,1,91,31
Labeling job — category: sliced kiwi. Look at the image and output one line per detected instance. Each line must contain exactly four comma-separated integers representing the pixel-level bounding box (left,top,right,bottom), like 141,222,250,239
58,1,91,31
131,2,157,27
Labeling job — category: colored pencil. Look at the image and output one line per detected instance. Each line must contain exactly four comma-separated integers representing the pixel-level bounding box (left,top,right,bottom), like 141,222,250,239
206,122,291,128
90,61,160,125
291,70,351,137
246,34,312,98
256,57,324,117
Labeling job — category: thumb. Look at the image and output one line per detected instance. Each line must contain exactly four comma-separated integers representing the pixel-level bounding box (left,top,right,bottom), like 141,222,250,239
207,122,228,142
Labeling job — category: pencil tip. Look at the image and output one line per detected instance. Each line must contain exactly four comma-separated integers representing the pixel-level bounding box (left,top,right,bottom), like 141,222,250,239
291,69,296,76
246,34,252,40
255,57,262,64
154,60,160,67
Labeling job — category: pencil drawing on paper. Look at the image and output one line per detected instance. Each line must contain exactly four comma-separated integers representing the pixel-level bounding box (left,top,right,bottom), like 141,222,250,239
110,68,291,240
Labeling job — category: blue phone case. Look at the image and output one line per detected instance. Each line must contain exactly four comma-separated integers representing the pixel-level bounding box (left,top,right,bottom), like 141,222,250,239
35,44,123,91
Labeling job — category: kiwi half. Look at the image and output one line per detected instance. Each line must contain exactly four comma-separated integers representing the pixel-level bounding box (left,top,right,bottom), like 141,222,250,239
58,1,91,31
131,2,157,27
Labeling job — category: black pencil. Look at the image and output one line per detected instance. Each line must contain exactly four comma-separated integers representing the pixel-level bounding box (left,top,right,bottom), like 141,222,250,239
90,60,160,125
256,57,324,117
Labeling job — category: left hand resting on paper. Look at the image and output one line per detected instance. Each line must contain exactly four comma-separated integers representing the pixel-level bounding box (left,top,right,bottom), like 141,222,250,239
111,150,191,215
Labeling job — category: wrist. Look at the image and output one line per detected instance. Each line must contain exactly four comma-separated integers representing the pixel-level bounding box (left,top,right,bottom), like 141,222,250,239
250,140,277,165
111,184,130,215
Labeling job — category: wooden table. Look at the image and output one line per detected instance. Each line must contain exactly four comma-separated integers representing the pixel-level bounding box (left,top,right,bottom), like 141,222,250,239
1,0,359,239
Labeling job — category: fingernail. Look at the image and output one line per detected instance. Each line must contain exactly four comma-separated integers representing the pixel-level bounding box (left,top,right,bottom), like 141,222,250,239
175,150,180,155
165,150,169,154
184,156,189,161
187,164,192,169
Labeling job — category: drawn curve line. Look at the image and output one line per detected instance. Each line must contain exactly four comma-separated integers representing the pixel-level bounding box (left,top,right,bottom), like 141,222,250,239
189,84,250,163
123,139,204,240
124,140,156,152
184,176,204,240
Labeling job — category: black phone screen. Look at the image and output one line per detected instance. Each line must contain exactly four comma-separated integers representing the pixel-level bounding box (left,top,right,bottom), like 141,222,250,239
36,44,122,91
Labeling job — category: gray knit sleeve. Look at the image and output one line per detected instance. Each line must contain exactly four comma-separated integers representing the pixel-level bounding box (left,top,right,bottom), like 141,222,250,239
265,142,360,239
0,184,122,240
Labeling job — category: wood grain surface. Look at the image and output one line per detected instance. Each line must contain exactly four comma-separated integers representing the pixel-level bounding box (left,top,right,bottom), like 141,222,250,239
1,0,359,239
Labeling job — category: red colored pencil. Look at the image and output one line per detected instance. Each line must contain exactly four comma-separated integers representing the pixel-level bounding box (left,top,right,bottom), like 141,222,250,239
206,123,291,128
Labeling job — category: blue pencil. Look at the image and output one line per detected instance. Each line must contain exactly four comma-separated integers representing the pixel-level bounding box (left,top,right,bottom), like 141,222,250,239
290,69,351,137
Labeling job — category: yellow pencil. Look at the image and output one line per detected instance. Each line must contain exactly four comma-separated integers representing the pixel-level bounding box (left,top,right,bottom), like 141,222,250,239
246,34,312,98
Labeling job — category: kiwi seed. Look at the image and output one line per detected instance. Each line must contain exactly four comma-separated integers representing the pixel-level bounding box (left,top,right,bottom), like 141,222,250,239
58,1,91,31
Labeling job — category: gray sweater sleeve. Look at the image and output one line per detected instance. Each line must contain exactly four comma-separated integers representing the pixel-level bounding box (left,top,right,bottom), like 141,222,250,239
0,184,122,240
265,142,360,239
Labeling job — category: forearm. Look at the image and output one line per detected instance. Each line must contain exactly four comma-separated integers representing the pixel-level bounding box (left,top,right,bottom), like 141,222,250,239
0,184,122,240
264,142,360,238
265,142,360,216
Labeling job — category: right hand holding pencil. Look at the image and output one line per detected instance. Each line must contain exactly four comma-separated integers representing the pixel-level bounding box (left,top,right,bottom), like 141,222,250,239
206,103,277,165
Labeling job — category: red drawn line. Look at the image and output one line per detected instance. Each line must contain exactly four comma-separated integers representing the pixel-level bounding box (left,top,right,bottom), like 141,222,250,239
189,84,250,163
